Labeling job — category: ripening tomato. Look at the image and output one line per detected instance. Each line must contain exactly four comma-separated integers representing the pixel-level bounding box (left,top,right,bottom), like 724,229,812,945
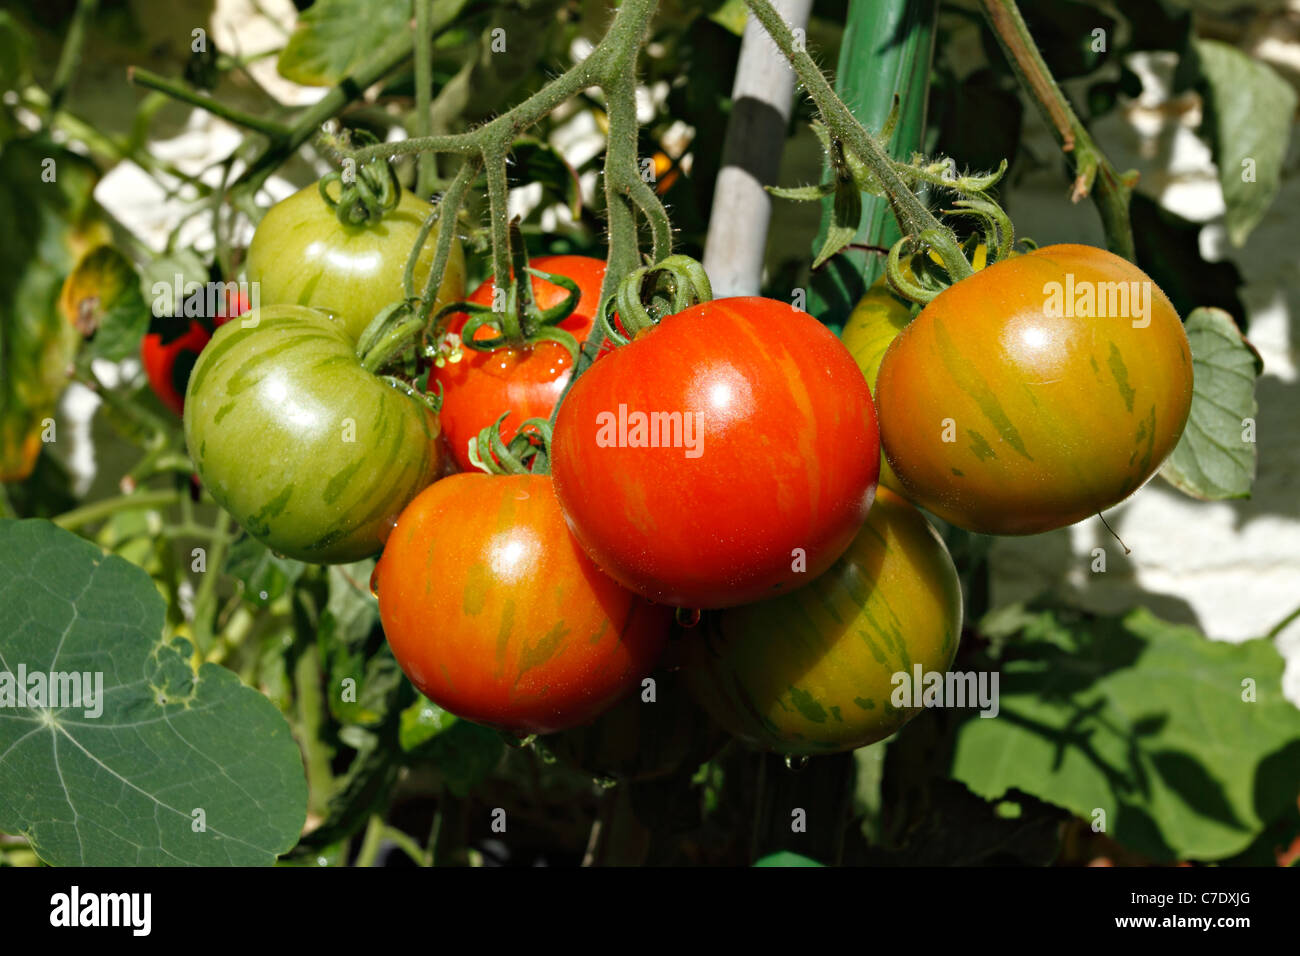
141,288,250,416
681,488,962,755
875,244,1192,535
184,305,441,563
842,248,1003,496
433,255,606,471
375,472,670,734
245,182,466,342
551,296,880,609
840,280,913,496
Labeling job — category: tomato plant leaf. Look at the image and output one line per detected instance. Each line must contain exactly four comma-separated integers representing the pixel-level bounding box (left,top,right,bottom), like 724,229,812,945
811,181,861,271
411,719,504,797
225,533,307,607
279,0,413,86
0,519,308,865
0,12,34,94
767,182,835,201
706,0,749,35
279,0,470,88
1160,307,1261,501
60,244,152,361
0,138,101,482
1186,38,1297,247
951,601,1300,862
399,694,459,751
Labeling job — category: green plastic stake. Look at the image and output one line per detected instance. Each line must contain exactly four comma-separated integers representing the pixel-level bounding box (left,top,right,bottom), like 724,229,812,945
807,0,938,325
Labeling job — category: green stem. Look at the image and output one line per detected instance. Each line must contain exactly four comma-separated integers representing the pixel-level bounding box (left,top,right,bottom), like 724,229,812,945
48,0,99,119
603,70,654,282
128,67,291,139
415,0,436,199
421,158,479,328
484,140,515,323
235,30,416,191
1267,605,1300,642
743,0,971,282
190,511,233,653
337,0,659,173
978,0,1136,261
361,314,426,373
383,826,429,867
53,490,182,531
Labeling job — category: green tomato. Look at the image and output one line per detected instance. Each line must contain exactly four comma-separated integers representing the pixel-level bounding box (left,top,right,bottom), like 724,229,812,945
245,182,466,342
681,488,962,756
184,305,442,563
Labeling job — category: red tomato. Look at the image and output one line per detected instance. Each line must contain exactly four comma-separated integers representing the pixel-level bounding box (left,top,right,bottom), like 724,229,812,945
432,255,606,471
375,471,670,734
141,287,250,416
550,296,880,609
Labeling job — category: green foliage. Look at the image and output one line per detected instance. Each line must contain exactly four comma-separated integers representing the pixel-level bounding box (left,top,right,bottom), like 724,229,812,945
951,601,1300,862
225,534,308,607
1183,38,1298,247
279,0,417,86
0,520,308,865
0,137,97,481
1161,308,1263,500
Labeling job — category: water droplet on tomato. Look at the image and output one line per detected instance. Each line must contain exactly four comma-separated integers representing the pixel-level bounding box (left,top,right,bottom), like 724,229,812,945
784,754,810,772
368,564,381,598
675,607,701,628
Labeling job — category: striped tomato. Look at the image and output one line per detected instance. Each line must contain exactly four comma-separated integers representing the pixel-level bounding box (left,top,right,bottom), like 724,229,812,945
432,255,606,471
551,296,880,609
246,182,466,342
184,305,441,563
875,244,1193,535
681,488,962,755
375,473,670,734
840,279,914,497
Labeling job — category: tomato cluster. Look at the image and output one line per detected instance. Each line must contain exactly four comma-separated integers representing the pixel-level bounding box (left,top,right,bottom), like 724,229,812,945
183,173,1191,750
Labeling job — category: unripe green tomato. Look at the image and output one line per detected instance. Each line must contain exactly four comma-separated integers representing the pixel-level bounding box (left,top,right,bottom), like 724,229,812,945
184,305,441,563
682,488,962,756
875,244,1192,535
245,183,466,342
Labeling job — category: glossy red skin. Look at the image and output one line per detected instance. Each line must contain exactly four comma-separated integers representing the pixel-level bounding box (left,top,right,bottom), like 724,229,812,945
433,255,606,471
551,296,880,609
141,290,250,416
376,472,670,734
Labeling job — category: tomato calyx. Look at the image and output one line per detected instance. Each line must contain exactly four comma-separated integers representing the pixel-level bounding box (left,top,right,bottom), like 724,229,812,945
349,300,445,415
318,138,401,227
597,254,713,346
468,412,553,476
432,220,583,363
881,172,1024,306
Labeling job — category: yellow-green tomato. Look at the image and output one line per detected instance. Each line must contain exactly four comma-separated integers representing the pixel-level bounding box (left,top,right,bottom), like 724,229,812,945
682,488,963,756
184,305,441,563
245,182,466,342
840,280,913,496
